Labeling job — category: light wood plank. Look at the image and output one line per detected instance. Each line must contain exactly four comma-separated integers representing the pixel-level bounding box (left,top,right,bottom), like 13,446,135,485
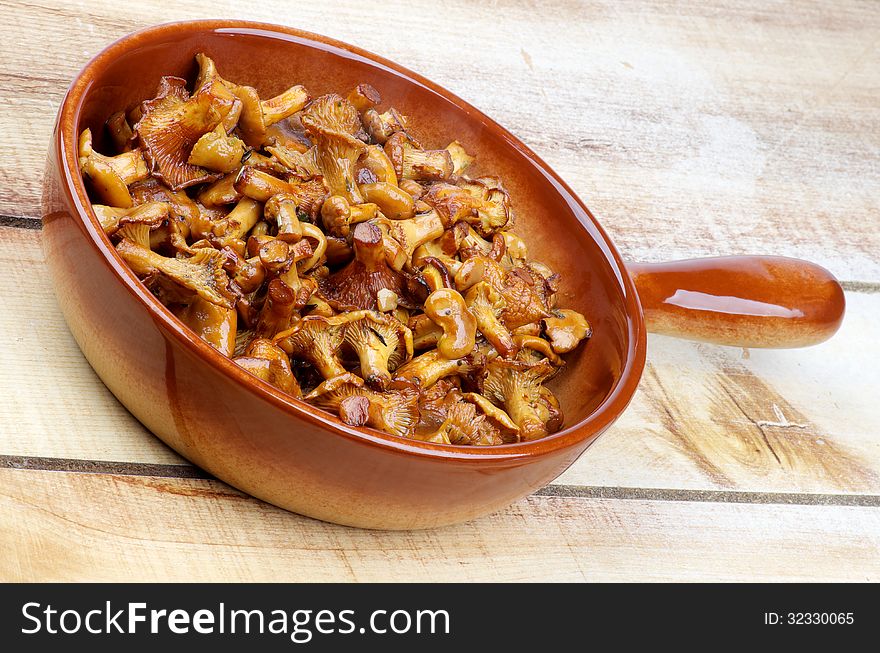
3,226,878,495
2,0,879,280
2,468,878,582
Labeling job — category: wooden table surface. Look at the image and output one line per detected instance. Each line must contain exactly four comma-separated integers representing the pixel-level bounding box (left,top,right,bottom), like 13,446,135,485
2,0,878,581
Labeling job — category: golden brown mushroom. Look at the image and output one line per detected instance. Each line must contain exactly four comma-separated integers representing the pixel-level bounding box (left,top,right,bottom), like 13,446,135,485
232,82,310,148
318,222,405,310
456,256,551,330
359,182,414,220
266,144,322,180
94,201,169,236
408,313,444,350
175,296,237,356
233,166,292,201
421,182,481,228
464,282,518,358
233,338,301,397
134,76,235,190
384,132,453,182
457,176,513,237
480,358,562,441
461,392,520,441
543,309,592,354
255,278,297,340
342,310,413,389
445,140,475,177
212,197,262,243
423,288,477,359
197,173,242,207
187,124,246,173
419,402,503,446
220,247,265,294
376,210,445,268
306,377,420,438
395,349,485,388
346,83,381,113
301,94,367,204
320,195,379,238
357,145,398,186
106,111,135,153
361,107,407,144
115,223,234,309
193,52,243,133
78,128,150,208
274,314,350,380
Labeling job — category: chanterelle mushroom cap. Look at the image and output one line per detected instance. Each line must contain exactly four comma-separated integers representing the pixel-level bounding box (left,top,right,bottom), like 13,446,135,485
420,401,504,446
513,334,566,367
362,107,407,144
306,376,420,438
266,144,322,181
416,377,462,427
456,256,551,330
457,176,513,237
421,182,481,229
461,392,520,440
175,296,237,357
115,223,234,309
423,288,477,359
445,140,475,177
233,338,302,398
342,310,414,389
95,201,169,236
129,177,203,246
134,76,235,190
480,357,561,441
301,93,367,204
78,128,150,209
273,314,351,380
543,309,592,354
318,222,406,310
193,52,243,132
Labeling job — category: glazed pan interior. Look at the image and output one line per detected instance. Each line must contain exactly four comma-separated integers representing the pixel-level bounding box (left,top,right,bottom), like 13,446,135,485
76,26,635,431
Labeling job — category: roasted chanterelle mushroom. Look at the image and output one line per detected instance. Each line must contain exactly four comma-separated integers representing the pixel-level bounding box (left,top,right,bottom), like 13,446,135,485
81,54,592,444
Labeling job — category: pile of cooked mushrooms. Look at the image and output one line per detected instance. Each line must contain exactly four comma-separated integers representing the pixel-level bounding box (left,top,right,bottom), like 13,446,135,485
80,54,592,445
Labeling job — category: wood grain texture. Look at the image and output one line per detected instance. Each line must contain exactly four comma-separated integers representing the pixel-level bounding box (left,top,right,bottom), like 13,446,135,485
2,0,879,581
2,468,878,582
2,0,879,281
3,226,878,495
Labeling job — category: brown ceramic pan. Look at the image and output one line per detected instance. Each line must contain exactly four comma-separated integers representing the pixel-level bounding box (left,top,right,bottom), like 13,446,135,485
42,21,845,529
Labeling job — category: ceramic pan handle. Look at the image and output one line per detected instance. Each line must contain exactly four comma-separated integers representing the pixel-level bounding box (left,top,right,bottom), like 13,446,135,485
626,256,845,348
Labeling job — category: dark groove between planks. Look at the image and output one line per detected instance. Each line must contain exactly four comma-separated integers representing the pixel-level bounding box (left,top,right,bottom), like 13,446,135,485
0,214,42,229
0,455,211,479
840,280,880,294
2,454,879,507
535,484,880,507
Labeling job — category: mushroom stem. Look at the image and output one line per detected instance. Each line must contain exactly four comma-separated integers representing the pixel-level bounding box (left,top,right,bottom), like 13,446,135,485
256,278,297,339
423,288,477,359
353,222,386,271
116,234,233,308
395,349,483,388
234,166,292,201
